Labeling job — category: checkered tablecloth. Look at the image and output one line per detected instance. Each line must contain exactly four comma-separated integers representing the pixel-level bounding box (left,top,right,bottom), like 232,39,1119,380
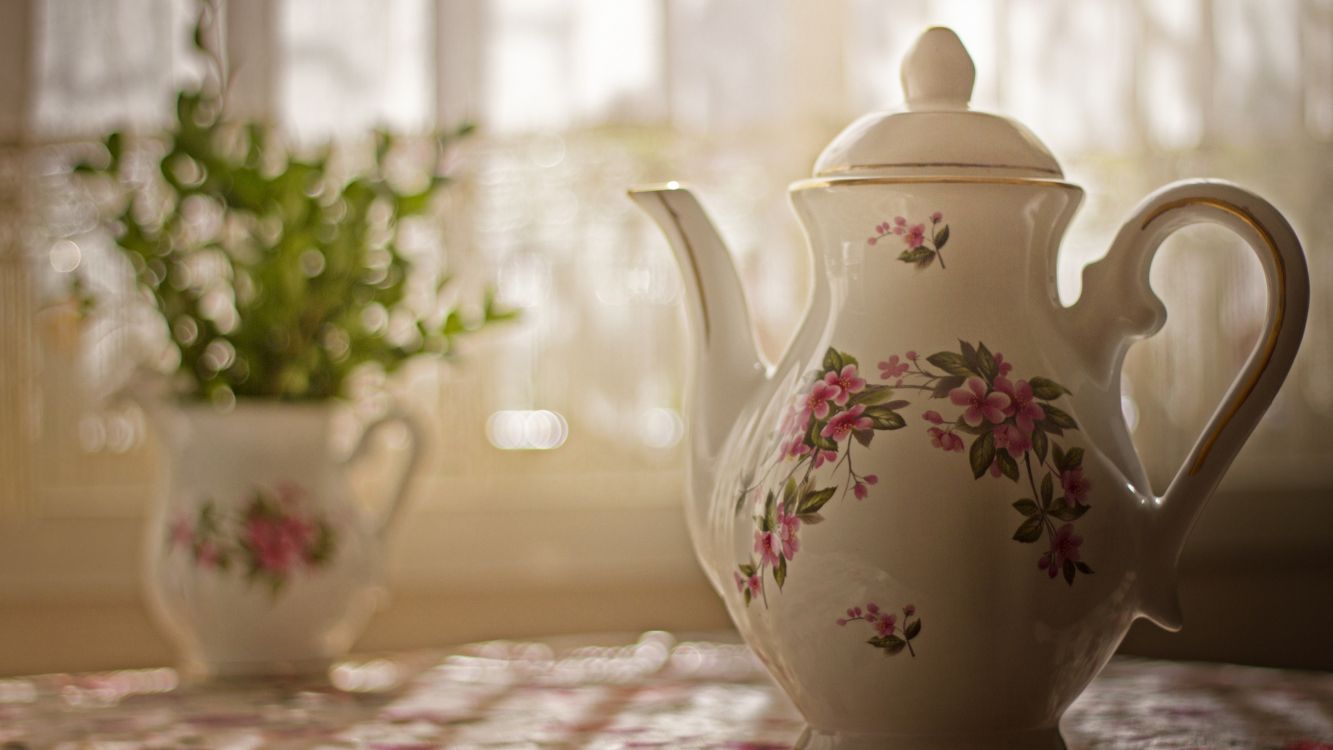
2,632,1329,749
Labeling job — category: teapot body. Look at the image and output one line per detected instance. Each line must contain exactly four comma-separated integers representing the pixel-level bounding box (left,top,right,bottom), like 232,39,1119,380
699,179,1154,742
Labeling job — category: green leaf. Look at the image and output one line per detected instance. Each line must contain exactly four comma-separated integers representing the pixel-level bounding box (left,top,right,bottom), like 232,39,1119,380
1032,429,1049,465
821,347,844,374
1043,405,1079,430
850,384,895,405
969,431,996,479
797,486,836,515
869,635,908,655
926,352,974,377
1063,447,1085,469
807,416,837,451
797,512,824,525
853,429,874,448
743,588,751,605
1052,444,1067,471
1028,376,1070,400
763,490,777,532
864,405,906,430
933,224,949,249
774,555,788,589
1012,516,1043,543
1075,561,1095,575
739,562,756,577
782,477,798,511
1063,558,1076,585
1041,473,1054,507
976,342,998,382
931,375,966,399
1049,500,1089,521
904,618,921,640
1012,498,1040,517
997,450,1019,481
959,340,979,371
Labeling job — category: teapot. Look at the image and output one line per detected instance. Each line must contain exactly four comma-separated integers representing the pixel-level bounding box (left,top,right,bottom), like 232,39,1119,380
629,27,1309,749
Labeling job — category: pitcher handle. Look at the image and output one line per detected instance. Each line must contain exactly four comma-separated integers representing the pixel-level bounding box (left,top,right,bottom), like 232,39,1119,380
343,408,425,540
1076,180,1309,628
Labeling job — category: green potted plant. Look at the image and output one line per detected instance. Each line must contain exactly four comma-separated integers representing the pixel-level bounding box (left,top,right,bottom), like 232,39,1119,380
69,3,512,677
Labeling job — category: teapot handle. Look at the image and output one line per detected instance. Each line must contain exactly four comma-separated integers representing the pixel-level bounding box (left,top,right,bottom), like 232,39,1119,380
342,408,425,540
1077,180,1309,628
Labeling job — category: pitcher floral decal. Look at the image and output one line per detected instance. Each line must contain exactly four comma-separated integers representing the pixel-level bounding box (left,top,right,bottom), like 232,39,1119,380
733,348,908,606
838,602,922,657
891,341,1095,585
167,482,338,596
867,212,950,269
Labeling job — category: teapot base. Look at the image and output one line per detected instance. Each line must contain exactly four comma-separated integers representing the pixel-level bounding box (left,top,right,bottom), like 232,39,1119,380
795,726,1065,750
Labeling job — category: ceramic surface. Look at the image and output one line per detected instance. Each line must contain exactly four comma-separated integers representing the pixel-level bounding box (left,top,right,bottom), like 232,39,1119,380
142,403,421,677
629,26,1310,750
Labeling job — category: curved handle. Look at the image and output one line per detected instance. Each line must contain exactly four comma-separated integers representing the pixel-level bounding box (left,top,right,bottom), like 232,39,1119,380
343,408,425,540
1076,180,1309,628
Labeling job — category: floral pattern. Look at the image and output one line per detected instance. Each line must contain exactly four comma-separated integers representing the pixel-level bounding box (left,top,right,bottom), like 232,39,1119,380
167,483,337,595
890,341,1095,585
838,602,922,657
867,211,951,269
734,348,906,606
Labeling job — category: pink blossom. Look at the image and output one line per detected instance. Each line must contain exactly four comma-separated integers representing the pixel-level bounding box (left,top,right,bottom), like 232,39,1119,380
754,530,781,568
853,482,868,500
734,570,761,596
903,604,917,616
776,506,801,559
993,423,1032,460
906,350,919,361
169,517,194,549
904,224,926,247
874,614,897,636
894,216,906,226
930,211,943,223
783,435,811,460
922,410,944,425
866,237,877,246
928,427,964,452
1061,467,1092,506
836,617,848,626
993,352,1013,377
812,449,839,468
989,458,1004,478
823,364,866,404
746,573,761,596
1038,523,1083,578
949,377,1011,427
863,474,878,485
821,404,872,442
733,571,745,591
877,355,909,380
804,381,841,420
246,515,309,574
196,540,221,568
866,602,879,614
995,377,1046,433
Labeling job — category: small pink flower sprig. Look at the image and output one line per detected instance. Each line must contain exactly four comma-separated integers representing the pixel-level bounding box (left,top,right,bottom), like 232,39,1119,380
167,483,337,596
888,340,1095,585
838,602,921,657
868,212,950,269
733,347,907,607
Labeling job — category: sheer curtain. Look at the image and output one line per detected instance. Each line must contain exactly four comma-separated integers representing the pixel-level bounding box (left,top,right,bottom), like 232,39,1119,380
1,0,1329,670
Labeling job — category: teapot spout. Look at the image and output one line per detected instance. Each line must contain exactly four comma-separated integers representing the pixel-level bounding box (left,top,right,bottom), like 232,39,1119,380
629,184,768,465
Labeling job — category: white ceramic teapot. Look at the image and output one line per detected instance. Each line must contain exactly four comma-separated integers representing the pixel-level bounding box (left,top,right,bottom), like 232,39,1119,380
630,27,1309,750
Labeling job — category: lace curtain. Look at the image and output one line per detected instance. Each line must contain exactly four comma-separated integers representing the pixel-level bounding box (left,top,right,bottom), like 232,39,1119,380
4,0,1331,519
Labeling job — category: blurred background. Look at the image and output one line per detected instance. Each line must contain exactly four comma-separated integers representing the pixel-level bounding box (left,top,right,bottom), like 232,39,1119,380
0,0,1330,675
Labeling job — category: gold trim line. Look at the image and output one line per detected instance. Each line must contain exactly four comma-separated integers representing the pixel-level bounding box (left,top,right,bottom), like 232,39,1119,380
817,161,1064,177
790,176,1083,192
1139,197,1287,476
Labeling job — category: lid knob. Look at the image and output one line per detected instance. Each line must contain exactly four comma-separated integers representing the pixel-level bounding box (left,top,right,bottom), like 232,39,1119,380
901,27,975,111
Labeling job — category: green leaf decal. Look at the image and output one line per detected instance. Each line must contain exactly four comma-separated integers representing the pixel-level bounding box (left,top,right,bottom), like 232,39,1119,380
997,450,1020,482
1028,376,1070,400
904,619,922,640
898,246,936,267
1032,429,1049,465
1049,500,1088,521
783,477,797,509
959,340,980,371
1075,561,1095,575
821,347,844,374
1043,405,1079,430
853,429,874,448
1062,559,1076,585
1040,473,1054,507
933,224,949,249
775,556,788,589
1013,516,1043,543
927,351,974,377
976,342,998,382
969,431,996,479
850,384,895,405
797,486,836,515
1012,498,1040,517
1063,447,1085,470
932,375,966,398
870,635,908,655
865,405,906,430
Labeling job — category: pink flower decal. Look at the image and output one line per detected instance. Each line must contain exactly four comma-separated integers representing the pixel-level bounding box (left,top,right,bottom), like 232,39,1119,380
167,483,337,595
949,377,1011,427
877,355,910,380
867,212,951,268
776,506,801,559
897,340,1094,585
804,381,841,420
754,529,781,568
823,364,866,404
821,404,872,443
838,601,922,656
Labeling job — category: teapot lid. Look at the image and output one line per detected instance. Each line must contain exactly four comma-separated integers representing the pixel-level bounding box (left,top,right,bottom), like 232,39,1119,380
813,27,1063,180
